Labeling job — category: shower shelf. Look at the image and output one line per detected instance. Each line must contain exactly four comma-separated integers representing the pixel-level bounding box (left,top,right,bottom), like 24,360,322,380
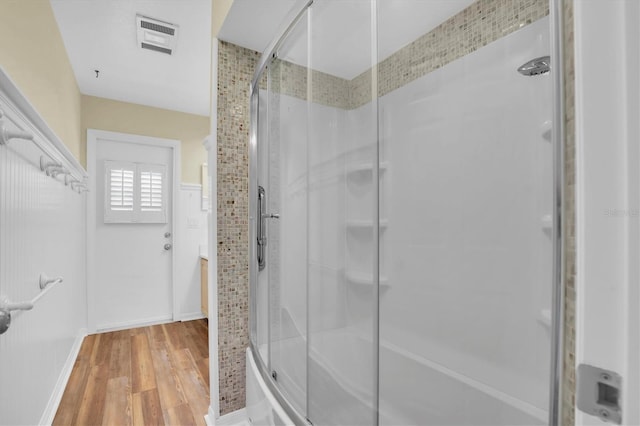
538,309,551,329
346,161,388,176
540,120,552,142
345,271,389,287
346,219,388,229
540,214,552,230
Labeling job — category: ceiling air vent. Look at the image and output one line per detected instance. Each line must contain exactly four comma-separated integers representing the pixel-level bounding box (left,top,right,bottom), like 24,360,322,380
136,15,178,55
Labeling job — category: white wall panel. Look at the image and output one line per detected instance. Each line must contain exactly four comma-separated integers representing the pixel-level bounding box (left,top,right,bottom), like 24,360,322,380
176,183,208,319
0,70,87,425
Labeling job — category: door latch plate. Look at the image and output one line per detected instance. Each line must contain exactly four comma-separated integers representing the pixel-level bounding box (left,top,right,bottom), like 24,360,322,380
577,364,622,424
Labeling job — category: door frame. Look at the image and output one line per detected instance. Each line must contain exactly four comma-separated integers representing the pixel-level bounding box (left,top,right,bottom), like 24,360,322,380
86,129,181,333
574,1,639,424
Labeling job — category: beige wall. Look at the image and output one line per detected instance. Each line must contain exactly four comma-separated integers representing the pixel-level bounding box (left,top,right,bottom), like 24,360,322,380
0,0,82,162
212,0,234,37
82,95,209,184
0,1,208,181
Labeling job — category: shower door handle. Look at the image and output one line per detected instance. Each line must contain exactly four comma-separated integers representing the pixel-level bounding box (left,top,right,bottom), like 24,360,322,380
258,185,280,270
257,186,266,270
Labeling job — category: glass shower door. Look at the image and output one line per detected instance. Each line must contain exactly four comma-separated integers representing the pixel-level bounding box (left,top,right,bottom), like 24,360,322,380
250,1,560,425
261,9,309,417
306,1,378,425
255,1,380,423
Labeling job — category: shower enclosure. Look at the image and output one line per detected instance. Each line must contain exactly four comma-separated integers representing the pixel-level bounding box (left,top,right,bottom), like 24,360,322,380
248,0,564,424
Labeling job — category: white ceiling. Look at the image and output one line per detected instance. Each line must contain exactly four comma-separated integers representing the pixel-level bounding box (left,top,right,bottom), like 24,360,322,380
219,0,475,80
50,0,212,116
218,0,297,54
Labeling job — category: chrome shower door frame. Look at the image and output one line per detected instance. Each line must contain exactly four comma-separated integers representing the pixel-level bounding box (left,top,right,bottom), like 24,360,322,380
548,0,567,424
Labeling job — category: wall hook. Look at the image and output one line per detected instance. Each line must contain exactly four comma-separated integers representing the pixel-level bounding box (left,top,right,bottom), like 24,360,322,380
39,156,63,176
0,121,34,145
65,174,78,186
0,308,11,335
50,168,70,179
71,181,88,193
0,274,64,335
39,274,63,290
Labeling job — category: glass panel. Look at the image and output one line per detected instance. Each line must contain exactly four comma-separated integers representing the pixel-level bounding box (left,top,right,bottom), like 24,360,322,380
253,82,270,366
265,10,309,416
377,1,552,425
307,1,378,425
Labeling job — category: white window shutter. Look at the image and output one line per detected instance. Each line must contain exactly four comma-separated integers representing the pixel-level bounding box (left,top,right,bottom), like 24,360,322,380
104,161,167,224
110,169,134,211
137,164,167,223
104,161,136,223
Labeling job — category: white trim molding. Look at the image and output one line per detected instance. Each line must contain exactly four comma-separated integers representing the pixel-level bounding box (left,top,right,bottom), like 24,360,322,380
206,36,221,423
94,316,174,334
181,183,203,191
38,329,87,426
215,408,248,426
178,311,206,322
0,67,87,179
574,1,640,425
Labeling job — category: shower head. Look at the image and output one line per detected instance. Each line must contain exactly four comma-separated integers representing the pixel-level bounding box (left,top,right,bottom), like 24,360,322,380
517,56,550,76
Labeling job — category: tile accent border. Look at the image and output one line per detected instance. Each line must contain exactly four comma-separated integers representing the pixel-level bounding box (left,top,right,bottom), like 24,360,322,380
561,0,577,424
372,0,548,104
271,59,351,109
269,0,549,110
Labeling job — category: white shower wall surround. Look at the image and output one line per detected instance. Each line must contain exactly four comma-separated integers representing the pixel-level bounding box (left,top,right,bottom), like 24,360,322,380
0,70,88,425
248,16,552,426
379,16,551,419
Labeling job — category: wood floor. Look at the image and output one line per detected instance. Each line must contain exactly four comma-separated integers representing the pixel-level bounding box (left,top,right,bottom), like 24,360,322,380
53,320,210,426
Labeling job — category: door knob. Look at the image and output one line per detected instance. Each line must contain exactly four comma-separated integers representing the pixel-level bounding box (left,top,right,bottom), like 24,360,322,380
164,243,172,251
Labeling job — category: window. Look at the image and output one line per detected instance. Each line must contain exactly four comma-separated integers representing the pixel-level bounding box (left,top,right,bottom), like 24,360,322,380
104,161,167,223
109,167,134,212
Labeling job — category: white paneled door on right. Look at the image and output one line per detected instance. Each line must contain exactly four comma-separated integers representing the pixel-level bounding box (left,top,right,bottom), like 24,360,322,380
89,130,177,331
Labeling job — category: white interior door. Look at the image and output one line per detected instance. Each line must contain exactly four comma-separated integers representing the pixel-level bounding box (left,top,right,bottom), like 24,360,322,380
88,130,178,331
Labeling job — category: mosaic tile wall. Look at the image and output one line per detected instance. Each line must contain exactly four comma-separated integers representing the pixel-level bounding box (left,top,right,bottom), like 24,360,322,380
267,1,549,111
216,40,259,415
350,0,549,108
215,0,577,419
271,58,351,109
562,0,577,423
